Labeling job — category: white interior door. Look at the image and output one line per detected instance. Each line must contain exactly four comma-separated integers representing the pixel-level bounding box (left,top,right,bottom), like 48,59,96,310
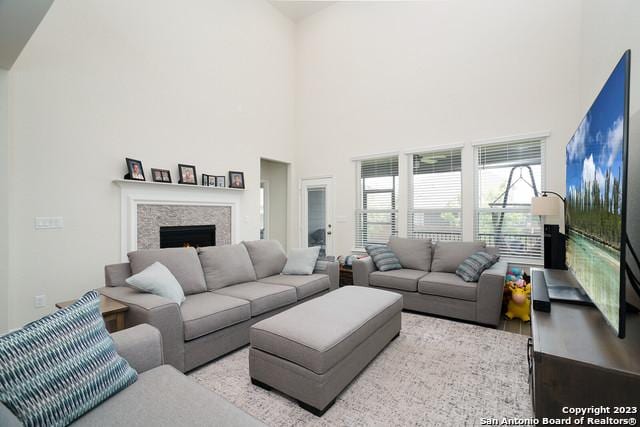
301,178,334,257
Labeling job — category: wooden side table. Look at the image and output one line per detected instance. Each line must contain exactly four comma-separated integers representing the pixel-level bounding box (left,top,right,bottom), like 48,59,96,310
339,266,353,286
55,295,128,332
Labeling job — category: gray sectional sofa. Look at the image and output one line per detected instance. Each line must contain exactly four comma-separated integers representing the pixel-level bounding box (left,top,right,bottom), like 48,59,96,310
0,324,265,427
353,238,507,326
99,240,339,372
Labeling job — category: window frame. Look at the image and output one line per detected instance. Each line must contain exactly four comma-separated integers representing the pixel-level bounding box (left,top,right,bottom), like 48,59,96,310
354,155,399,251
407,148,463,242
473,138,546,263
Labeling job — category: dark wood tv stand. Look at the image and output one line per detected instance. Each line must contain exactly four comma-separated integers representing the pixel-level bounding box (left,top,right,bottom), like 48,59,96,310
530,268,640,421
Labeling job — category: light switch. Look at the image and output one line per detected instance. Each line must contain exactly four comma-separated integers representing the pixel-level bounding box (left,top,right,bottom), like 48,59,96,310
34,217,64,229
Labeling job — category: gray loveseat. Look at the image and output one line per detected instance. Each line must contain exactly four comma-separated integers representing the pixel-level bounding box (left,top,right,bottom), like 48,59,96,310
0,324,265,427
99,240,339,372
353,238,507,326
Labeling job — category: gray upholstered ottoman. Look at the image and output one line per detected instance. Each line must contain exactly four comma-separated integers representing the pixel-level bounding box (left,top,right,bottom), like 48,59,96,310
249,286,402,416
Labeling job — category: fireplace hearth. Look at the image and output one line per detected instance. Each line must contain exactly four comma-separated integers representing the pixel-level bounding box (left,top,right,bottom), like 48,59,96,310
159,225,216,249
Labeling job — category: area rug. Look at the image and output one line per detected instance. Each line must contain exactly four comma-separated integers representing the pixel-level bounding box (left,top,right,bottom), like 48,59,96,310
190,313,532,426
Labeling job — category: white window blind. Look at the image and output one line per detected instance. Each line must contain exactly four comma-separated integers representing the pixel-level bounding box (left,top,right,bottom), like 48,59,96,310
408,148,462,241
355,156,399,249
475,140,544,260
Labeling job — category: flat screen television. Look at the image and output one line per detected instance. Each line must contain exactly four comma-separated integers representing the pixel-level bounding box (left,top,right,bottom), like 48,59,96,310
565,50,630,338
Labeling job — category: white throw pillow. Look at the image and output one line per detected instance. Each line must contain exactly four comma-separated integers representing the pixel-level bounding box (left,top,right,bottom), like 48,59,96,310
125,262,186,305
282,247,321,275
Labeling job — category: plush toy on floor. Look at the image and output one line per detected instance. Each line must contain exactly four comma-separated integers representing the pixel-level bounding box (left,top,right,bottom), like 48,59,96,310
505,281,532,322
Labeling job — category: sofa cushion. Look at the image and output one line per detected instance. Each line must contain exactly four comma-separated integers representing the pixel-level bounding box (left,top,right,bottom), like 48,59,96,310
282,246,321,275
128,247,207,295
0,291,137,427
180,293,251,341
198,244,257,290
214,282,297,317
418,272,478,301
455,251,499,282
258,274,330,300
365,244,402,272
388,237,432,271
72,365,266,427
242,240,287,279
369,268,428,292
125,262,186,305
430,241,486,273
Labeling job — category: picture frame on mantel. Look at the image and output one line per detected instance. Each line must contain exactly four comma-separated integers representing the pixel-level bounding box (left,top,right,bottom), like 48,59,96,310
124,158,146,181
228,171,245,189
178,164,197,185
152,168,172,183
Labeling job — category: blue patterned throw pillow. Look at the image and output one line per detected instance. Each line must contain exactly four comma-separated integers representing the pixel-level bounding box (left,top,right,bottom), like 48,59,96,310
0,291,137,427
456,251,499,282
365,244,402,272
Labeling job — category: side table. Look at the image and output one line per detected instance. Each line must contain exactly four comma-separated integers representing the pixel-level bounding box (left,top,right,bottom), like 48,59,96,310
339,266,353,286
55,294,128,332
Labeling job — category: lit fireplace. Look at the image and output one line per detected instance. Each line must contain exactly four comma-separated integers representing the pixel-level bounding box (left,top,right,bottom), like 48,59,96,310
159,225,216,249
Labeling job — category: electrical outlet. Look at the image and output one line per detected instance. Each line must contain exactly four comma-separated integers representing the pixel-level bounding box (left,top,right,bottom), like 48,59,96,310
34,294,47,308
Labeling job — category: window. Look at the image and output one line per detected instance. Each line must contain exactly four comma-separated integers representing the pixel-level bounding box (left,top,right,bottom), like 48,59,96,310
355,156,399,249
259,181,268,239
408,148,462,241
475,140,544,260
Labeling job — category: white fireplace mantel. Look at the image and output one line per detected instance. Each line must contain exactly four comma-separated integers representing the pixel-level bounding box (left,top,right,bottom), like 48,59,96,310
114,179,242,261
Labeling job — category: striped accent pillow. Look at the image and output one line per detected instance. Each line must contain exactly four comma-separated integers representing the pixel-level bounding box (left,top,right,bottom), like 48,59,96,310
365,244,402,272
0,291,137,427
455,251,499,282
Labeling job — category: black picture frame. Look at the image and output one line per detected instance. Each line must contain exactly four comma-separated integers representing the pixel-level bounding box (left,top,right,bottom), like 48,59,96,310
151,168,172,183
125,158,146,181
178,164,197,185
228,171,245,189
208,176,217,187
215,176,226,188
201,174,211,186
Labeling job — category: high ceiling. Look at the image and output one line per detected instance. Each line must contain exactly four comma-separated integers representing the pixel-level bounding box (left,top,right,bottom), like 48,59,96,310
0,0,53,69
268,1,335,22
0,0,333,69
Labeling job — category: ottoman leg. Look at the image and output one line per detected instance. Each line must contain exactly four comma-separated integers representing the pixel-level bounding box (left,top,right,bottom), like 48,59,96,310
298,398,336,417
251,378,272,391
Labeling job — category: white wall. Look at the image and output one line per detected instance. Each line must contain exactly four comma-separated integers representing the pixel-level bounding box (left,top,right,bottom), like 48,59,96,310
294,0,583,257
260,158,289,248
7,0,296,328
0,69,8,332
579,0,640,116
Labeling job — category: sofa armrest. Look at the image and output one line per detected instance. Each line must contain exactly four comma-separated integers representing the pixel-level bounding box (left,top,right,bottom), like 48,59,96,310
353,257,376,286
314,260,339,290
476,261,508,327
111,324,164,374
98,286,186,372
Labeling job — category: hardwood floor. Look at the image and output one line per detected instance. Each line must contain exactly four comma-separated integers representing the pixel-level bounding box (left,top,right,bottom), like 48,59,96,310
498,317,532,336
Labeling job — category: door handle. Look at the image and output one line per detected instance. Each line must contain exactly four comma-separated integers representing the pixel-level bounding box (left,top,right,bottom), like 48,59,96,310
327,231,332,235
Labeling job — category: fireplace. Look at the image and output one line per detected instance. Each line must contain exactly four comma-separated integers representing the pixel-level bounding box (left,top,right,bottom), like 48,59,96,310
159,225,216,249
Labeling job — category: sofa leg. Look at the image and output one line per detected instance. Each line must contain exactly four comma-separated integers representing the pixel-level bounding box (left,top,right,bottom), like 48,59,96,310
251,378,272,391
298,399,335,417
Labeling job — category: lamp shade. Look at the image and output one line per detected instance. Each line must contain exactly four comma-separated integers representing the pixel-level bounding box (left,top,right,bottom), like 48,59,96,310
531,196,558,216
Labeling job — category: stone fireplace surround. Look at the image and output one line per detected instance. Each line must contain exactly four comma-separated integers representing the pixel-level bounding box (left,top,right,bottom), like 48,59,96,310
115,180,242,261
137,205,230,249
